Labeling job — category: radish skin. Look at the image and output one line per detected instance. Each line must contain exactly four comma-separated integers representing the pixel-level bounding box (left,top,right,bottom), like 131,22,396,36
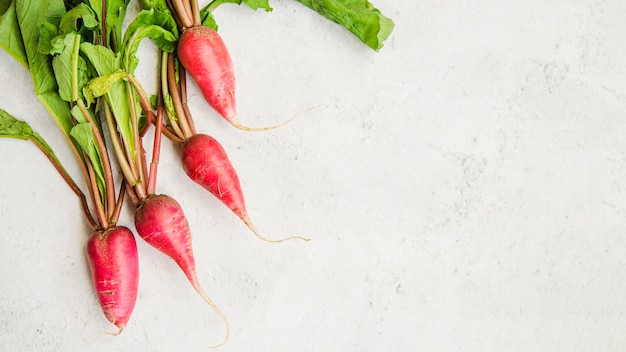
178,26,236,125
177,26,292,131
134,194,229,347
181,133,309,242
86,226,139,334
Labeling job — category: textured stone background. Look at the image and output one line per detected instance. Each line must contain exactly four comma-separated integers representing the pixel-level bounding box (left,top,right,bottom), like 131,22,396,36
2,0,626,351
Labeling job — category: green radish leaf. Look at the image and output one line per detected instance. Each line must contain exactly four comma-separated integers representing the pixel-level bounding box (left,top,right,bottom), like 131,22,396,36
0,108,75,187
0,0,27,68
70,104,86,124
79,42,119,75
80,42,135,159
88,0,130,47
87,0,102,33
37,18,60,56
15,0,73,138
242,0,273,11
199,7,219,30
0,108,33,140
59,3,99,35
122,8,178,73
50,33,76,101
205,0,272,11
139,0,169,10
292,0,394,51
70,122,106,201
83,70,127,104
163,94,177,120
50,32,89,102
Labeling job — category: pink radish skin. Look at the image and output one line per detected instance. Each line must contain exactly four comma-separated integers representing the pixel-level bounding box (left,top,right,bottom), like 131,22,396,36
134,194,197,285
134,194,229,347
178,26,237,127
181,134,246,222
86,226,139,334
181,134,309,242
178,26,301,131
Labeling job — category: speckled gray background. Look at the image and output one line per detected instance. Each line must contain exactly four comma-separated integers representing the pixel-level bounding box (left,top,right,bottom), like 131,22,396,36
2,0,626,351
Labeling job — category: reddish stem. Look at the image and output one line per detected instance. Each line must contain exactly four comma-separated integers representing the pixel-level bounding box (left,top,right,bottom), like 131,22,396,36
147,104,164,195
110,178,127,225
30,136,97,230
189,0,201,27
167,54,193,140
78,100,116,218
161,123,184,144
85,157,108,230
171,0,194,28
179,66,196,135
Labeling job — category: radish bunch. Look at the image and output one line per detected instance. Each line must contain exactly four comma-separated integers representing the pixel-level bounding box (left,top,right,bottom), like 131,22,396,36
0,0,394,346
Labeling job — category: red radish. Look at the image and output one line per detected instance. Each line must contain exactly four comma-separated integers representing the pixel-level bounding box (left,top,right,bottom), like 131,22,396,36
181,133,309,242
134,193,229,347
177,26,293,131
86,226,139,334
177,27,236,125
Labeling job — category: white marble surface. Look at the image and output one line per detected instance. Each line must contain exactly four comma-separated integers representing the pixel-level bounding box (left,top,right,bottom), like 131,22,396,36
2,0,626,351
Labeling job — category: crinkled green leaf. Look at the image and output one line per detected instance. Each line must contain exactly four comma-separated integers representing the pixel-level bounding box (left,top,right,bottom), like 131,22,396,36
50,34,75,101
0,0,27,68
59,3,99,35
122,8,177,73
293,0,394,51
163,94,177,120
50,32,89,102
83,70,127,104
80,42,135,159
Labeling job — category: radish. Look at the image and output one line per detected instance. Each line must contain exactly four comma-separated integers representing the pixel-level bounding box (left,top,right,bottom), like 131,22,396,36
177,26,292,131
87,226,139,334
177,26,236,126
181,133,309,242
134,193,229,347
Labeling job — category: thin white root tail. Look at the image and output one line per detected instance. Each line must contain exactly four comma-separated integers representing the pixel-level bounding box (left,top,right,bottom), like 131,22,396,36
233,104,324,132
105,326,124,336
194,284,230,349
242,216,311,243
99,319,125,337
